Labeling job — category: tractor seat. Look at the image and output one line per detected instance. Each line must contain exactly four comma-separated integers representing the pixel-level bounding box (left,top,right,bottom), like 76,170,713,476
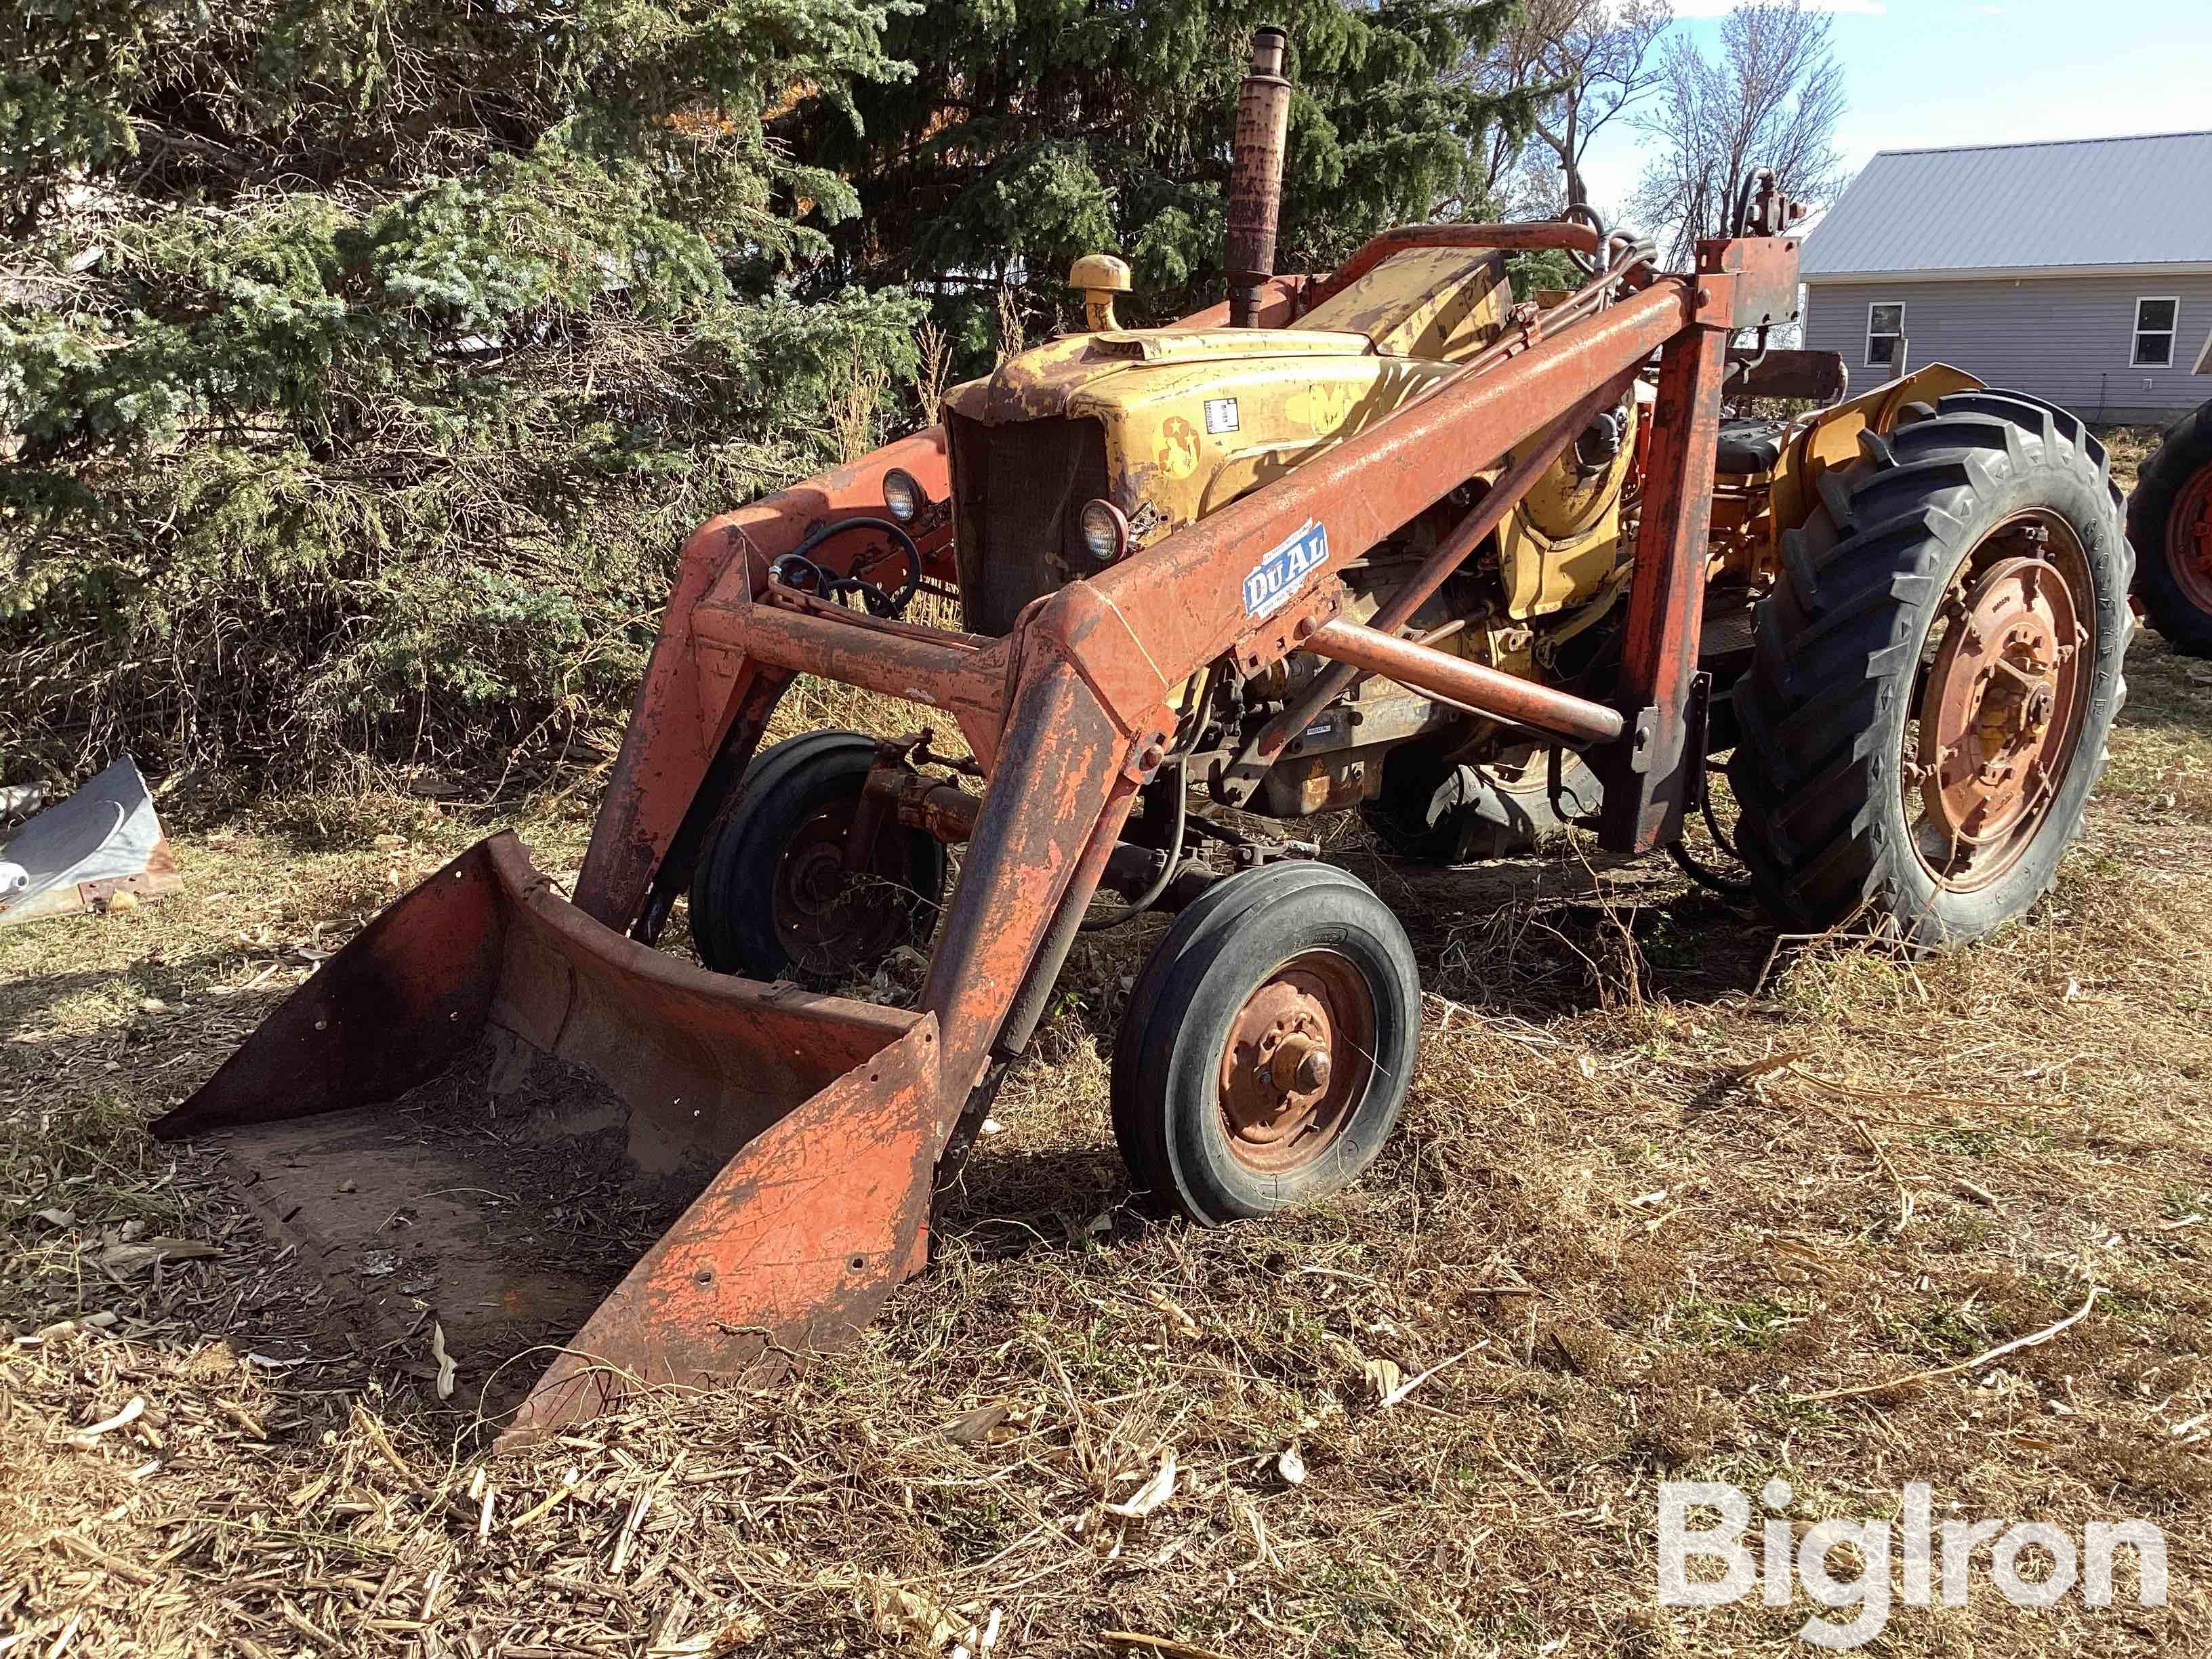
1717,419,1787,475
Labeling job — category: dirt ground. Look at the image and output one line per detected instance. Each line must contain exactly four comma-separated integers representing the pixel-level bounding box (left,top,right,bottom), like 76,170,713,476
3,432,2209,1656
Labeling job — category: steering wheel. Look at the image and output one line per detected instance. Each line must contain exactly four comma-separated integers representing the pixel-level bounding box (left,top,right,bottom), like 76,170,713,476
768,516,924,618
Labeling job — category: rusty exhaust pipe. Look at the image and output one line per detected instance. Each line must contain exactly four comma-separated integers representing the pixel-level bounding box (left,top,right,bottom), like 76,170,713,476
1225,26,1292,327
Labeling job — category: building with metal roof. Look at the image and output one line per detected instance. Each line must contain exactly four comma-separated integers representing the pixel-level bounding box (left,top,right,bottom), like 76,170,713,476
1801,131,2212,423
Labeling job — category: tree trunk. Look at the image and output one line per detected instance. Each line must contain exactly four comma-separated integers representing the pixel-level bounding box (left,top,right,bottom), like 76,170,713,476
1563,104,1584,210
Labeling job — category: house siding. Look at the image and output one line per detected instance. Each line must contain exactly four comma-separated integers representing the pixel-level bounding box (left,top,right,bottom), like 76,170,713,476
1803,273,2212,424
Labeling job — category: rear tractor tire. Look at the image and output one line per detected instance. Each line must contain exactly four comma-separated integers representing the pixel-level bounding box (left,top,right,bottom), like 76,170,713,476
2127,401,2212,658
1730,390,2131,945
1111,862,1421,1226
1362,741,1601,864
689,730,946,986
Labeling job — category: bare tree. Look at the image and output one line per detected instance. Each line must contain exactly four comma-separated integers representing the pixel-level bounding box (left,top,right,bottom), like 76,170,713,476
1493,144,1576,222
1471,0,1673,213
1630,0,1848,267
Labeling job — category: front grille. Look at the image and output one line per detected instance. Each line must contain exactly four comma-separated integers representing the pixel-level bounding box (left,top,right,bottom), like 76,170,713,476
951,415,1111,636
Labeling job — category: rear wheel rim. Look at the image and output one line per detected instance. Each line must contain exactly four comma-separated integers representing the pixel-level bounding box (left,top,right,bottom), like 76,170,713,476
2169,466,2212,611
1216,951,1376,1176
1908,512,2094,892
771,800,922,981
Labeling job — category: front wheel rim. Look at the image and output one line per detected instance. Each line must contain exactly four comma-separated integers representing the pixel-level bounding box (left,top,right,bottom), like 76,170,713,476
1216,951,1376,1177
770,800,922,979
1907,512,2095,892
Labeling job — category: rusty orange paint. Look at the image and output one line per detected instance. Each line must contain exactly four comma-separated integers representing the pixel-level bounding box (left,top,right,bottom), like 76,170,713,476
503,1004,943,1446
695,588,1015,771
1304,616,1624,747
575,426,958,933
1596,306,1732,853
917,652,1135,1095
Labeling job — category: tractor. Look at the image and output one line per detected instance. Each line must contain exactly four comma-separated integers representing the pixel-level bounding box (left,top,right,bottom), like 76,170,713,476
2129,376,2212,657
151,28,2134,1440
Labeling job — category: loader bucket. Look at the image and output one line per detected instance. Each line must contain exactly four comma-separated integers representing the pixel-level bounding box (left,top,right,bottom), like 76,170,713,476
152,832,944,1445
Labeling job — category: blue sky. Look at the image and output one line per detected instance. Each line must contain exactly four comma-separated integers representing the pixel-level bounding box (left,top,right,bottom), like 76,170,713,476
1576,0,2212,222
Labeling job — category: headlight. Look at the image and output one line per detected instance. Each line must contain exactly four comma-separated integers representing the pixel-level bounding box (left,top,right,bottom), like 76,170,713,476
882,468,925,523
1078,499,1130,563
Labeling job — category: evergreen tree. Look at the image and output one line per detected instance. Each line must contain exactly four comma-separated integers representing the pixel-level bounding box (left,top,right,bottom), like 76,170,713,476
1,1,924,783
1,1,1540,786
790,1,1540,352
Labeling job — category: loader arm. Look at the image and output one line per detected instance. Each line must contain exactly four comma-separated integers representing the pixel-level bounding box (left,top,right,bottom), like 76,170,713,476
648,244,1768,1120
571,226,1621,942
574,426,960,934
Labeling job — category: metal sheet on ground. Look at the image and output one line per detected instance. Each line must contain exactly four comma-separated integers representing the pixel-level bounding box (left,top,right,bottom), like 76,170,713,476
0,754,181,925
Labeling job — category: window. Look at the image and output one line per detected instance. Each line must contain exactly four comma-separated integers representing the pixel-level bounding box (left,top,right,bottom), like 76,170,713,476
2133,298,2179,367
1866,302,1905,368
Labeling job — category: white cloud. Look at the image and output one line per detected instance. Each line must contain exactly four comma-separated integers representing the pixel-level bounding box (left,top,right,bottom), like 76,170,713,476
1668,0,1887,14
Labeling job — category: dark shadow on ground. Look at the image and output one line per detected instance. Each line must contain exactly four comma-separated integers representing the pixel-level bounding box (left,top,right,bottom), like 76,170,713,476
0,945,287,1039
933,1144,1139,1265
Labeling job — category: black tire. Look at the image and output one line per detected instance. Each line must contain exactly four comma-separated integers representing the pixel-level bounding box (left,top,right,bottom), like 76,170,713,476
1111,862,1420,1226
688,730,946,984
2127,400,2212,657
1730,389,2131,945
1361,741,1601,863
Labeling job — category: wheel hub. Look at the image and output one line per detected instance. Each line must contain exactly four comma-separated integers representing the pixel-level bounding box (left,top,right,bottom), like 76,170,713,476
2172,466,2212,611
1913,537,2089,885
1270,1031,1333,1096
771,802,915,981
1216,954,1373,1176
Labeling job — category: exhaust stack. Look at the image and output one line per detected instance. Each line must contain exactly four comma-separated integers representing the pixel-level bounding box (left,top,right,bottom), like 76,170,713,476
1225,26,1292,327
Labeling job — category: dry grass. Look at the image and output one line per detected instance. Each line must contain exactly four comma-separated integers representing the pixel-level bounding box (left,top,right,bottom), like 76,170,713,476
4,442,2210,1656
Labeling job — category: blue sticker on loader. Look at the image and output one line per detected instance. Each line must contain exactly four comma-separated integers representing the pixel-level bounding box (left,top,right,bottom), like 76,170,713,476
1242,519,1330,618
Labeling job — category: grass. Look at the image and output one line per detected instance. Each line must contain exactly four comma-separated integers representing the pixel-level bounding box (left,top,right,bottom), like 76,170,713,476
2,440,2209,1656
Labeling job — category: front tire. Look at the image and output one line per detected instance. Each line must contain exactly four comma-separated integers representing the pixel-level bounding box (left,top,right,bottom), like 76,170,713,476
1730,390,2131,945
1111,863,1420,1226
689,730,946,985
2127,401,2212,658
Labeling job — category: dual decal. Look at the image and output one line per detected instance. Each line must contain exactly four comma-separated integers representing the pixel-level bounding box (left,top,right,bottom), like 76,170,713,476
1242,519,1330,618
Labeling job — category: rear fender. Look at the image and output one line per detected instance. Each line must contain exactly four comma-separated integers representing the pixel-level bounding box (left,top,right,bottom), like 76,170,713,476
1768,363,1986,543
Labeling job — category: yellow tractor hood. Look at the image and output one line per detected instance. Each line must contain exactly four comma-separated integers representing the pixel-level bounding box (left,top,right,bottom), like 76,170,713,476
953,327,1376,425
